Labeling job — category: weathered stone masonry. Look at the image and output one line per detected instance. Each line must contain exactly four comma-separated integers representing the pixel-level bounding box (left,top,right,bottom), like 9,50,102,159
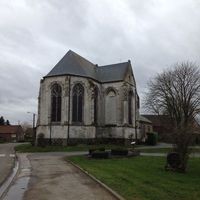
36,50,140,145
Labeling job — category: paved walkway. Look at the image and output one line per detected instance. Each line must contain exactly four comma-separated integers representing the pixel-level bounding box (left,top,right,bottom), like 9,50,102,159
22,153,116,200
2,154,31,200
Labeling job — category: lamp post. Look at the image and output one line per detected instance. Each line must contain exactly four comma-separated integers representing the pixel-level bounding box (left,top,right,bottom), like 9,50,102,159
27,112,36,145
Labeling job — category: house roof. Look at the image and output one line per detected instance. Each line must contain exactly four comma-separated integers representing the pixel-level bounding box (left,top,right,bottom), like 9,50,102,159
45,50,131,83
0,125,23,134
139,115,152,124
141,115,170,126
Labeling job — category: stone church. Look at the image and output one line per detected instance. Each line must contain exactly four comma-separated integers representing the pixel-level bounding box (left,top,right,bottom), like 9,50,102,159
36,50,140,145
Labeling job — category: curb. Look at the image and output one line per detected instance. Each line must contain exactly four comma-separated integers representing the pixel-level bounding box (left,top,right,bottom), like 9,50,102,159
67,159,126,200
0,152,19,199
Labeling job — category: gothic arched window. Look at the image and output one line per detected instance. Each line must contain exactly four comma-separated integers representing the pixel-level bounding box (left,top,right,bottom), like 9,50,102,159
51,83,62,122
105,88,117,124
94,87,98,124
128,91,133,124
72,83,84,123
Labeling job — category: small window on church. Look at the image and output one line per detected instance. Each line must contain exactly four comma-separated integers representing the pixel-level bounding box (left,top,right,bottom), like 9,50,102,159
94,87,98,124
51,83,62,122
105,88,117,124
128,91,133,125
137,95,140,109
72,83,84,123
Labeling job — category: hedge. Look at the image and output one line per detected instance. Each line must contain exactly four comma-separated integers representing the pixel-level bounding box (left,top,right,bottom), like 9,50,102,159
146,132,158,145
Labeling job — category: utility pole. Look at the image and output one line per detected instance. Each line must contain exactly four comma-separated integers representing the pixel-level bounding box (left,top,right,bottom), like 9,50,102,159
27,112,36,146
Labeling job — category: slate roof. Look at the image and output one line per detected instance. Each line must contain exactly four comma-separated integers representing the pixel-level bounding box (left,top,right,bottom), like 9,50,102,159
45,50,131,83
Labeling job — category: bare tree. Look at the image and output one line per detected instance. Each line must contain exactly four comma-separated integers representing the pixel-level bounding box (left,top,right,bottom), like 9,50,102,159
145,62,200,172
20,121,32,132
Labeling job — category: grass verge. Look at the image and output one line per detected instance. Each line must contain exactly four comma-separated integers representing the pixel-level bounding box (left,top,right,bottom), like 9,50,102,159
14,143,128,153
138,147,200,153
68,156,200,200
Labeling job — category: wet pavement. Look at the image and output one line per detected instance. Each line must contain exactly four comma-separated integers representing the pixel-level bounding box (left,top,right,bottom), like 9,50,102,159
1,154,31,200
2,152,116,200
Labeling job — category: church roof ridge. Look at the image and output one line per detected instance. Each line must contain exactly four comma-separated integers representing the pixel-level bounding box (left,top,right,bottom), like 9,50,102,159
45,50,133,83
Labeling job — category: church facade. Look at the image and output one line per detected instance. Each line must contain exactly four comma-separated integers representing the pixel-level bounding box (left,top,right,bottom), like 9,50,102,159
36,50,140,145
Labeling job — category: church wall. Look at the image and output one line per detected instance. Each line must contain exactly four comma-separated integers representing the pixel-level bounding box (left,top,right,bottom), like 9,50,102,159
101,82,123,126
37,75,99,142
36,74,141,144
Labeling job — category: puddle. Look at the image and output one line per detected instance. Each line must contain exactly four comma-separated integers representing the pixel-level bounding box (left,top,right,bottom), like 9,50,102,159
0,154,31,200
2,177,30,200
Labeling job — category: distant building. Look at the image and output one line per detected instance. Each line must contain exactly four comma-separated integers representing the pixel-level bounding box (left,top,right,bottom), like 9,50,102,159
24,128,34,141
0,125,24,142
142,115,200,143
36,50,140,145
142,115,174,142
139,115,153,142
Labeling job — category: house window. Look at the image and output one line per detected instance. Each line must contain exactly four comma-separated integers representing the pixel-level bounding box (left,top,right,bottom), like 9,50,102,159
128,91,133,124
94,87,98,124
72,83,84,123
51,83,62,122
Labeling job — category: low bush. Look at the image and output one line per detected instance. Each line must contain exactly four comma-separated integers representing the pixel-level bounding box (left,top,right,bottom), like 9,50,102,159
18,140,25,143
0,137,5,143
37,133,46,147
111,148,128,156
91,151,109,159
89,147,105,155
146,132,158,145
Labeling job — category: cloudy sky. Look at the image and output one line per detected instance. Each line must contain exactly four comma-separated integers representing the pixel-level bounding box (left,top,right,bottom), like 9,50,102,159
0,0,200,124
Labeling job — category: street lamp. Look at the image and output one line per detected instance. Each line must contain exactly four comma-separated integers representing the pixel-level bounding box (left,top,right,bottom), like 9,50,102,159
27,112,36,145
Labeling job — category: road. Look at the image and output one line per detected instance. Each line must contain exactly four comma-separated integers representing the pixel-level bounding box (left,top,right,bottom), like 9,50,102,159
0,143,16,186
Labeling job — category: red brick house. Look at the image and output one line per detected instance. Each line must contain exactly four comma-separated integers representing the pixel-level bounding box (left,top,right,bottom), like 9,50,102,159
0,125,24,142
142,115,200,143
139,116,153,142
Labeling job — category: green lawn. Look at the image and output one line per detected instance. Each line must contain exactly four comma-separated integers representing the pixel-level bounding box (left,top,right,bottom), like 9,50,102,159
138,147,200,153
14,143,127,153
69,156,200,200
15,143,200,154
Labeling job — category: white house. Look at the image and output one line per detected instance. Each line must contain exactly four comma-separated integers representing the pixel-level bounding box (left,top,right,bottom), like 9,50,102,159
36,50,140,145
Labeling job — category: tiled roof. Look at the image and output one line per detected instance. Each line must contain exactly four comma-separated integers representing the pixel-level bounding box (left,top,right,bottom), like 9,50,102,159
0,125,23,134
45,50,131,83
139,115,152,123
141,115,170,126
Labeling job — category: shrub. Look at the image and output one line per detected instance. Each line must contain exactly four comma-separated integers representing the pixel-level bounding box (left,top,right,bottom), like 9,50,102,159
0,137,5,143
111,148,128,156
91,151,109,159
146,132,158,145
37,133,46,147
89,147,105,155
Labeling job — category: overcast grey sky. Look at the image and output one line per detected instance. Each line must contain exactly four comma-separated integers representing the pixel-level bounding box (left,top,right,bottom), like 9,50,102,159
0,0,200,124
